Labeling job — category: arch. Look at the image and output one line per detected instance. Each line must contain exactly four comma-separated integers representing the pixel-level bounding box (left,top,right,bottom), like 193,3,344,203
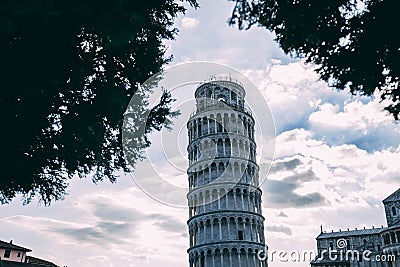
390,232,396,244
209,114,216,134
223,113,229,133
240,163,246,183
217,138,224,157
202,116,208,135
211,189,218,209
211,162,217,180
207,89,212,98
217,94,226,102
225,138,231,156
233,162,240,182
218,162,225,177
197,118,202,138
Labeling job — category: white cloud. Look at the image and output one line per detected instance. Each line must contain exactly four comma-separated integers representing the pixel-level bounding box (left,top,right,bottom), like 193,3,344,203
180,17,199,29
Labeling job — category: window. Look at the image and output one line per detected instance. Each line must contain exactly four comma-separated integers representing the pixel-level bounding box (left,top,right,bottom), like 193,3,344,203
238,230,244,240
207,90,212,98
391,232,396,243
17,252,21,257
392,206,397,216
4,249,11,258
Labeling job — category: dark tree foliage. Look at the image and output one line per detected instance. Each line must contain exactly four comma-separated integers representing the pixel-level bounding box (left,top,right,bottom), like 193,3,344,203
229,0,400,118
0,0,198,205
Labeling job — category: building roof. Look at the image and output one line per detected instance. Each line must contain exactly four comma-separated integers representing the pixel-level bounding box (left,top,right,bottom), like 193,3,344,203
383,188,400,203
317,227,385,239
26,256,58,266
0,240,31,252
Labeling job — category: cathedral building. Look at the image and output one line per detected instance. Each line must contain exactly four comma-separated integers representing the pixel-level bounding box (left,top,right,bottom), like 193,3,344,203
311,188,400,267
186,78,267,267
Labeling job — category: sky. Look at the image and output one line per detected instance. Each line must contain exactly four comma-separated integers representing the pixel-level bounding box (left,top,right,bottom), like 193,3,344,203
1,0,400,267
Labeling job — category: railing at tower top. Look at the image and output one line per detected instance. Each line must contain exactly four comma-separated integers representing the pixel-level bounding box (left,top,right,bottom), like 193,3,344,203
197,75,245,90
189,102,253,118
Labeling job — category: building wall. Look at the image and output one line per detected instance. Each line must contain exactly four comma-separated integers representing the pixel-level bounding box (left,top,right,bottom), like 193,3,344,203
311,189,400,267
317,234,382,253
0,248,26,263
384,202,400,228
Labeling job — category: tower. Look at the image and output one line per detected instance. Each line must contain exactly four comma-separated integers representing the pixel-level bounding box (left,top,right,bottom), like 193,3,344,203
187,78,267,267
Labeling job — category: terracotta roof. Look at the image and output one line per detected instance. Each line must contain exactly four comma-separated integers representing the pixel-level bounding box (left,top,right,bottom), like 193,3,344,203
0,240,31,252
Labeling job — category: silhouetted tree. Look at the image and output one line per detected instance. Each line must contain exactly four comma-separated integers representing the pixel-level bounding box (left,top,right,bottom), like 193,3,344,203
229,0,400,118
0,0,198,205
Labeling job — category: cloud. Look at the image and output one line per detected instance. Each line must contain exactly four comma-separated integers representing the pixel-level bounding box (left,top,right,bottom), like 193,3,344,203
91,201,147,223
180,17,199,29
148,213,187,234
267,225,292,236
244,61,349,133
270,158,303,173
264,170,327,208
53,222,135,244
265,179,326,208
277,211,288,217
164,0,289,69
242,61,400,153
309,100,400,152
264,155,328,209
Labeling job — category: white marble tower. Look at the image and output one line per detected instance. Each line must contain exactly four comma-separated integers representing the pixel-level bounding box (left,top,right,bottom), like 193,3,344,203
187,78,267,267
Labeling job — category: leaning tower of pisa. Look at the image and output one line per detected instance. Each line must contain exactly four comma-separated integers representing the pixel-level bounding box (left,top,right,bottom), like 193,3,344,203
186,77,267,267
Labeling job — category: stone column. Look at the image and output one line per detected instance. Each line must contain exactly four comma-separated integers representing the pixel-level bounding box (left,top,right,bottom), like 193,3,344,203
203,195,206,213
241,191,245,210
226,192,229,209
250,222,254,241
219,221,222,240
204,224,207,243
227,220,231,240
211,222,214,241
234,191,237,209
247,193,251,211
243,221,246,240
